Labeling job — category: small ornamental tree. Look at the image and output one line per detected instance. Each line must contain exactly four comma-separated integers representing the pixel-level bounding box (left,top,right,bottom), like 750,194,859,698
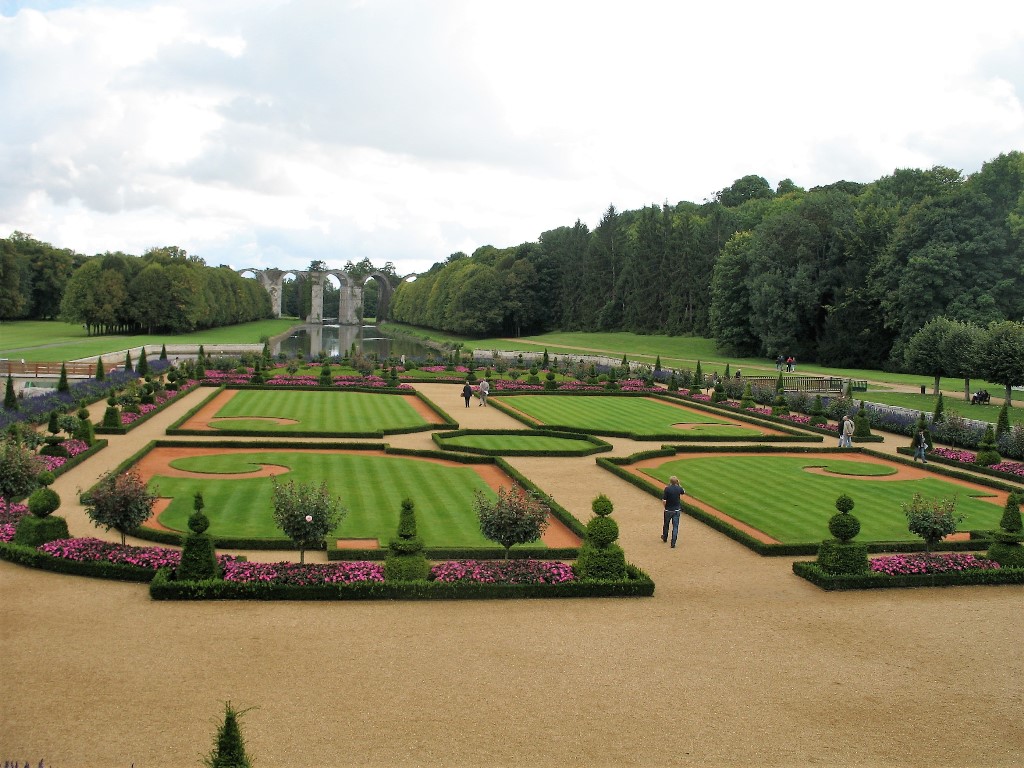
474,486,550,559
690,361,703,393
85,469,156,545
124,350,133,373
4,374,16,410
987,493,1024,568
271,479,346,563
204,701,254,768
0,438,40,512
94,357,105,381
57,362,69,392
902,493,962,554
975,424,1001,466
137,347,149,378
575,493,627,580
178,491,219,581
385,498,428,581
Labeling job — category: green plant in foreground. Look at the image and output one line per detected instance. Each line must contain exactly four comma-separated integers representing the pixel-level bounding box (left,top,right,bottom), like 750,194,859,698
474,486,550,559
271,478,347,564
817,493,868,575
204,701,254,768
903,493,962,553
987,493,1024,567
385,498,428,581
178,491,219,581
5,373,18,410
85,469,157,546
575,493,626,580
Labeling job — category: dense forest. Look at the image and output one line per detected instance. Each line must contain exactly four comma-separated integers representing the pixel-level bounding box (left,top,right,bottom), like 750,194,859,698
389,152,1024,369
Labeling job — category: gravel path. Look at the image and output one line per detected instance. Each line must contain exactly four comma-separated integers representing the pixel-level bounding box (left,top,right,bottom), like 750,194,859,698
2,384,1022,767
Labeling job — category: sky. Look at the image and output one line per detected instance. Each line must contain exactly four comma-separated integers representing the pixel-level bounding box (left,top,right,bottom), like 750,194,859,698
1,0,1023,277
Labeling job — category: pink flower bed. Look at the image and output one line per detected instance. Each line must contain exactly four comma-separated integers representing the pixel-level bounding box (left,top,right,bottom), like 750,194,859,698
418,365,470,373
429,559,575,584
932,447,977,463
492,380,544,391
37,538,237,570
687,393,712,402
619,379,661,393
0,523,15,543
222,560,384,585
990,461,1024,479
33,454,67,472
555,382,604,392
869,552,1000,576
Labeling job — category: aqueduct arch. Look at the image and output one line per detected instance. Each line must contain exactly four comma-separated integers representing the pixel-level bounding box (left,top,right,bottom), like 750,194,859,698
237,267,406,324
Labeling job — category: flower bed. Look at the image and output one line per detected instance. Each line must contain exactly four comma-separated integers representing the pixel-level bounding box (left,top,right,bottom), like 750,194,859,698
793,556,1024,590
38,537,237,570
430,559,574,584
869,552,1000,575
914,447,1024,483
223,560,384,584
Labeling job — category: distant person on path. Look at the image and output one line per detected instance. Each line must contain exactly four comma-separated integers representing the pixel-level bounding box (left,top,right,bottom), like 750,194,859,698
478,378,490,406
791,356,797,372
912,429,929,463
776,355,784,371
462,382,473,408
786,356,794,372
839,415,854,448
662,475,685,548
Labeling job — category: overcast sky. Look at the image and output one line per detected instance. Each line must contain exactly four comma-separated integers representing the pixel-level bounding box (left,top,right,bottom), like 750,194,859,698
1,1,1022,276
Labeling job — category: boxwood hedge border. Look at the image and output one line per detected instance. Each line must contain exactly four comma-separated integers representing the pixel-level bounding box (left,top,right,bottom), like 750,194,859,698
792,560,1024,590
430,428,612,457
597,445,1001,557
0,540,158,582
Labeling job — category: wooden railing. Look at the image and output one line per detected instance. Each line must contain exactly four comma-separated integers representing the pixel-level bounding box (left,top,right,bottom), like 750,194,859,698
0,360,101,377
712,375,867,393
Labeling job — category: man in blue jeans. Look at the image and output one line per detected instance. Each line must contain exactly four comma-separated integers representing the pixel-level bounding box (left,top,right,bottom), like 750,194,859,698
662,475,684,548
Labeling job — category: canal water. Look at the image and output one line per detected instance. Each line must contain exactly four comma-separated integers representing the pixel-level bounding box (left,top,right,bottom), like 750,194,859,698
273,324,438,360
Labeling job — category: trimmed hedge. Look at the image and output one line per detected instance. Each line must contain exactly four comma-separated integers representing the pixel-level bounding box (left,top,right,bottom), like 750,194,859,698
793,560,1024,590
431,429,613,457
149,562,654,600
12,515,70,547
95,382,200,434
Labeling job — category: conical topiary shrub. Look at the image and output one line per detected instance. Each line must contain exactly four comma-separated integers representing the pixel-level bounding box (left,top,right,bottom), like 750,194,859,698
690,361,703,393
124,350,133,372
159,344,168,361
4,373,16,411
204,701,254,768
711,381,726,403
94,357,105,381
996,401,1010,440
975,424,1001,466
178,491,220,581
57,362,69,393
987,493,1024,568
384,498,428,581
740,383,756,410
853,401,872,438
137,348,149,378
816,494,868,575
574,493,627,581
319,362,333,386
770,391,789,416
932,392,945,424
809,394,826,426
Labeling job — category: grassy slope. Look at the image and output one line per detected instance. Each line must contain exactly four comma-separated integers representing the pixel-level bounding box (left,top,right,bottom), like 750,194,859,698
0,319,301,361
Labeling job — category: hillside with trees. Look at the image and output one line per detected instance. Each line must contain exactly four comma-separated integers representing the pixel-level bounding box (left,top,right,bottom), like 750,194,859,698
389,151,1024,370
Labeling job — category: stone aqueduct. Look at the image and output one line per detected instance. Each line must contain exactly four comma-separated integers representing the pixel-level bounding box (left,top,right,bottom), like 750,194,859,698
236,268,401,324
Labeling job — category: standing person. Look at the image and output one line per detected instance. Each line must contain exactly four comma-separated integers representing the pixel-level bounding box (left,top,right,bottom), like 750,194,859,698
478,378,490,407
776,354,784,371
791,356,797,372
786,356,794,372
912,429,929,463
840,415,855,448
461,381,473,408
661,475,685,548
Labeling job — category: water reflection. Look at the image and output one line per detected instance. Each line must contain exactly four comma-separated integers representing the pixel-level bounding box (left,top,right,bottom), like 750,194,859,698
274,324,437,360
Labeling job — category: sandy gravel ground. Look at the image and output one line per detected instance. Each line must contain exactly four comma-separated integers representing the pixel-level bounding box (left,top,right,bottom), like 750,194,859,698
2,384,1023,767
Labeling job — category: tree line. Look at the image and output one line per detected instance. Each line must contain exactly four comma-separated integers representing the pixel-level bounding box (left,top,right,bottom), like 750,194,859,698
389,151,1024,371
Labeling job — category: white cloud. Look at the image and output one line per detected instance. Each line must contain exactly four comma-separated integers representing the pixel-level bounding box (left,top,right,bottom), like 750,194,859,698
1,0,1023,277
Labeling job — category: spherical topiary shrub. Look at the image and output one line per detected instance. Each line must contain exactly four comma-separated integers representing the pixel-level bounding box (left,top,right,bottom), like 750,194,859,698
28,487,61,518
586,515,619,549
591,494,614,517
36,471,56,487
828,513,861,543
189,509,211,535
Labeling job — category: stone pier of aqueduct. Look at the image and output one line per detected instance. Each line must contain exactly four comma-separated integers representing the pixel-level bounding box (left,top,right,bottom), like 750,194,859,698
236,268,398,324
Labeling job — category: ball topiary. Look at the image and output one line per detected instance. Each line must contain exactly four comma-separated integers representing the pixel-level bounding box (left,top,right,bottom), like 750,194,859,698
189,510,211,535
36,471,56,487
591,494,614,517
28,487,61,518
835,494,854,514
586,515,619,548
828,512,861,543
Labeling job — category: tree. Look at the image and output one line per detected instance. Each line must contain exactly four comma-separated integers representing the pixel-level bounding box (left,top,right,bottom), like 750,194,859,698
903,493,962,553
938,319,983,401
474,486,550,558
0,438,39,511
904,316,956,395
978,320,1024,404
271,479,346,564
84,469,156,545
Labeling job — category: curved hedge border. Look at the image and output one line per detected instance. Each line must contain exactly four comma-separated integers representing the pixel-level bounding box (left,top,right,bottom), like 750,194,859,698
431,429,612,457
150,563,654,600
792,560,1024,590
95,382,201,435
597,446,997,557
165,385,458,438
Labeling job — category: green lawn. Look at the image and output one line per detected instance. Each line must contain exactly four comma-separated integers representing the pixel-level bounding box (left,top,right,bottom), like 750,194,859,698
494,395,762,437
434,432,602,454
643,456,1004,544
859,390,1023,424
0,319,300,361
151,451,503,546
207,390,429,434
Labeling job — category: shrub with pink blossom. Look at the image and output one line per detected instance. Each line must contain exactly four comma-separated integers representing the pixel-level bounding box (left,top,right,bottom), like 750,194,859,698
932,447,978,463
869,552,1000,576
429,559,575,584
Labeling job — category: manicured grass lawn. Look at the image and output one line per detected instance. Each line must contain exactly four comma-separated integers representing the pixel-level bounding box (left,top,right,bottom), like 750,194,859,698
435,433,600,453
209,390,429,433
860,390,1022,424
151,451,502,546
643,456,1004,544
494,395,763,437
0,319,300,361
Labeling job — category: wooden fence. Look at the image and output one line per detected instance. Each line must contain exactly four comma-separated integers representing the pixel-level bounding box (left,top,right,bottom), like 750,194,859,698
726,375,867,393
0,360,99,378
